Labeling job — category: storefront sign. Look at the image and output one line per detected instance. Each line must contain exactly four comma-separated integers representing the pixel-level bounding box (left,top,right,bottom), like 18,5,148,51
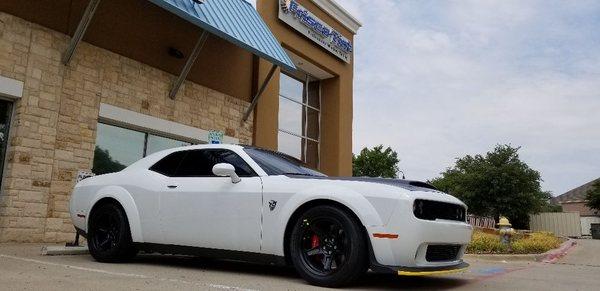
279,0,352,63
208,130,224,144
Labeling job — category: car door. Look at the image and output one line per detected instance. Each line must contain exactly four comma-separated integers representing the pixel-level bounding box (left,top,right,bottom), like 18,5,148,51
158,149,263,252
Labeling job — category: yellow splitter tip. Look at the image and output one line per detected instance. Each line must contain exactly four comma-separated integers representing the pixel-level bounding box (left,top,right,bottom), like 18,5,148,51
397,264,469,276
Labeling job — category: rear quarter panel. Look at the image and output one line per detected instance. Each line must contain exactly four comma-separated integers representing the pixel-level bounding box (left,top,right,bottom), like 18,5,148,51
70,171,161,243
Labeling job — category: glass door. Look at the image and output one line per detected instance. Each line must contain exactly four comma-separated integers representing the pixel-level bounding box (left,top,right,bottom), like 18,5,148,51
0,100,13,189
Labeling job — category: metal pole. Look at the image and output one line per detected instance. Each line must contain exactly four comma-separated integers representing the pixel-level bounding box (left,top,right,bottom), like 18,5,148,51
62,0,102,65
242,64,278,121
169,30,209,99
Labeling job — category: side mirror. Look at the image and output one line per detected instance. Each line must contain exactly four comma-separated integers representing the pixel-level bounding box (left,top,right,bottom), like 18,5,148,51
212,163,241,184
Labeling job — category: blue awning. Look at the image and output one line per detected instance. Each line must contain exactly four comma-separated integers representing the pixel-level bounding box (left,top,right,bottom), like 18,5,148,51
148,0,296,71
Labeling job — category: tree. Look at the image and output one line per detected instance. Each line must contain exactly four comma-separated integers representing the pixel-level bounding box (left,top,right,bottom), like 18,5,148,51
585,180,600,214
430,145,549,229
352,145,400,178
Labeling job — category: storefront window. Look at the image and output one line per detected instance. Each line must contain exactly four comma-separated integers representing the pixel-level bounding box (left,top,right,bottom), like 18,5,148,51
146,134,191,156
92,123,192,175
0,100,13,188
278,72,320,168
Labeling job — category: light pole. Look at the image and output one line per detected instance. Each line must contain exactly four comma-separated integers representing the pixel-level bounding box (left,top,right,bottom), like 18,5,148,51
398,170,406,179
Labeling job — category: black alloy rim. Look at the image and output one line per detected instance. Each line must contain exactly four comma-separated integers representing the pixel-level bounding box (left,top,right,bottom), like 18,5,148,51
299,216,350,275
92,211,121,251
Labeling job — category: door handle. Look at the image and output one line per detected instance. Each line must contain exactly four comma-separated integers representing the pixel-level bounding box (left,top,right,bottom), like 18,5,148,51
167,185,178,189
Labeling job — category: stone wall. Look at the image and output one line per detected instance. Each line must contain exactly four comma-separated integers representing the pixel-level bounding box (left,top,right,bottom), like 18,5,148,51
0,12,253,242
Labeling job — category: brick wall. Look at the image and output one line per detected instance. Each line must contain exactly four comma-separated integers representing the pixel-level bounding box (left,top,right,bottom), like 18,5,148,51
561,202,599,217
0,12,253,242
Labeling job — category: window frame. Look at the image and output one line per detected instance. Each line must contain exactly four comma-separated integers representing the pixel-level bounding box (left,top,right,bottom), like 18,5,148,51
278,71,321,168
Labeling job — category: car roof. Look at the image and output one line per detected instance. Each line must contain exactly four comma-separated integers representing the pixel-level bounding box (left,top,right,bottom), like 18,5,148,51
167,143,245,151
124,144,246,171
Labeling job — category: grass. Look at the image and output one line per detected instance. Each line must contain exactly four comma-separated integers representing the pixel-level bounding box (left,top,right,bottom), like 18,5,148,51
467,230,562,254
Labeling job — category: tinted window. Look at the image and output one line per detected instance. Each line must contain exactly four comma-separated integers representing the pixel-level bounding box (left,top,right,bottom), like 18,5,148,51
149,151,187,176
244,147,325,177
171,149,256,177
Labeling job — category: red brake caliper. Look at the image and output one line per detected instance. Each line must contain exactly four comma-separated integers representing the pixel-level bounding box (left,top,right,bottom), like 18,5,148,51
311,234,320,249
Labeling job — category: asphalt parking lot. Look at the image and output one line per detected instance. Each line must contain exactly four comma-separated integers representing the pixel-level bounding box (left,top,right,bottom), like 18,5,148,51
0,239,598,291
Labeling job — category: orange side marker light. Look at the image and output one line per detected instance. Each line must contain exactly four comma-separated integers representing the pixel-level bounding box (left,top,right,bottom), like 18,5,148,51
373,233,399,239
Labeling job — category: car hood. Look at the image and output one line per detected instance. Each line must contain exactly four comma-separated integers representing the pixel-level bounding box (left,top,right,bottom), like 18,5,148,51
285,175,439,192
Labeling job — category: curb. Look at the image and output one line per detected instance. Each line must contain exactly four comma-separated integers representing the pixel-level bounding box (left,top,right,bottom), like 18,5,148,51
537,239,577,263
464,239,577,263
464,253,538,262
41,245,89,256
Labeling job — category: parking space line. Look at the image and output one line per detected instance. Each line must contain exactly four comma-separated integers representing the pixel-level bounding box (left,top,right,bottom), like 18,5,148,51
0,254,259,291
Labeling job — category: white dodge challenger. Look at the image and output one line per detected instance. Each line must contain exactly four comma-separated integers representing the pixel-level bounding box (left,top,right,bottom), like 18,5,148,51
70,144,472,287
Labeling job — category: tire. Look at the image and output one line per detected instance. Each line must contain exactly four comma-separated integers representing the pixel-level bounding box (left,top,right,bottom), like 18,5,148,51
289,205,368,287
88,202,137,262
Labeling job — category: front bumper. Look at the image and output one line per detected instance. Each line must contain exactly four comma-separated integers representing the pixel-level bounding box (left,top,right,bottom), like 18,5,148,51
367,196,473,268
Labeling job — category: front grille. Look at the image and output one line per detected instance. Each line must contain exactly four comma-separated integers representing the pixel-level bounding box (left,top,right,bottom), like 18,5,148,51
413,199,466,222
426,244,461,262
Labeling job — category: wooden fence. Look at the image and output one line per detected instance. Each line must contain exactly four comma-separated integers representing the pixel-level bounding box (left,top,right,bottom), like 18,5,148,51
529,212,581,237
467,215,496,229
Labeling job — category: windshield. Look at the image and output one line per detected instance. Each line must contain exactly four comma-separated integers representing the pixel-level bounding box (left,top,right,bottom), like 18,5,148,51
243,147,326,177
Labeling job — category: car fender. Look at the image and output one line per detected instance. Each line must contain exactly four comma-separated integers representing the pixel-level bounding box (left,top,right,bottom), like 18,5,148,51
263,185,390,256
281,186,385,227
88,185,144,242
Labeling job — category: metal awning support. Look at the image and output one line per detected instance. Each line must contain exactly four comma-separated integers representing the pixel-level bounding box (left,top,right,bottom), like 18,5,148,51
169,30,209,99
242,64,278,122
62,0,101,65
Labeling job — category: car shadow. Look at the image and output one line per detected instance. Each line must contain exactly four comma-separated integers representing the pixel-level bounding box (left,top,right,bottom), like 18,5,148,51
352,273,471,290
123,254,471,290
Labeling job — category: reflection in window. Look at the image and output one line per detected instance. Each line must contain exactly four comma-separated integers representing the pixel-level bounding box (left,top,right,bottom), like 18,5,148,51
278,72,320,169
279,72,304,102
278,97,303,136
92,124,144,175
278,131,302,160
147,134,191,156
92,123,192,175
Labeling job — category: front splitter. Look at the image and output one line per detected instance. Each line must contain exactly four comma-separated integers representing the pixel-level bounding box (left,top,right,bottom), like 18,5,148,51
396,262,469,276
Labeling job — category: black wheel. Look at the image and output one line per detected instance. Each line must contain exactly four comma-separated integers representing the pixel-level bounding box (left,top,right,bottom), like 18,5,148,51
289,205,368,287
88,202,137,262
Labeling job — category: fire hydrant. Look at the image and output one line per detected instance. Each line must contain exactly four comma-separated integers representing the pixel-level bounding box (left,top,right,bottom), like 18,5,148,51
498,216,516,246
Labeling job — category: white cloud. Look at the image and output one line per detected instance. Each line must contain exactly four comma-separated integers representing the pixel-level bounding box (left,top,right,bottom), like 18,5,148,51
343,0,600,194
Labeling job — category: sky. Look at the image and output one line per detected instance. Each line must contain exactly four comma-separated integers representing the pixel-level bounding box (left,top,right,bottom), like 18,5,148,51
330,0,600,195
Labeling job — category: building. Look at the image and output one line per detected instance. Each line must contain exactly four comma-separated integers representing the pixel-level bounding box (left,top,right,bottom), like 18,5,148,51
552,179,600,236
0,0,361,242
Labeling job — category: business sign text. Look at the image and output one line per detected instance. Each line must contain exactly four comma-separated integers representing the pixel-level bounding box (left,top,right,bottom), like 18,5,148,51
279,0,352,63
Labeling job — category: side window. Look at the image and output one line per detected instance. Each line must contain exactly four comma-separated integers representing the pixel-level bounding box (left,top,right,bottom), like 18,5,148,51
174,149,256,177
212,150,256,177
175,150,214,177
149,151,187,177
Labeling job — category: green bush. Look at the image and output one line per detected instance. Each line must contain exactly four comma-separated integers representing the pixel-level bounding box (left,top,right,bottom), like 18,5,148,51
511,232,562,254
467,231,508,254
467,230,561,254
